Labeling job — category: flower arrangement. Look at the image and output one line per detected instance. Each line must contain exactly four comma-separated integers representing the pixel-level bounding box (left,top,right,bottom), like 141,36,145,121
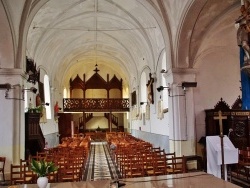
30,159,58,177
28,105,43,113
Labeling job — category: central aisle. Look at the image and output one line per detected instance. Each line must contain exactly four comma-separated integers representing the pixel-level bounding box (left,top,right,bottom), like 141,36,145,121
83,141,121,181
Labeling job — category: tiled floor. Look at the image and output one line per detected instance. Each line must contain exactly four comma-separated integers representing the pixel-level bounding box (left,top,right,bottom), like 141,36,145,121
82,141,121,181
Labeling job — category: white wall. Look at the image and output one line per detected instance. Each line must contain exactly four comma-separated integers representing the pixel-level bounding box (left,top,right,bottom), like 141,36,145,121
194,10,241,144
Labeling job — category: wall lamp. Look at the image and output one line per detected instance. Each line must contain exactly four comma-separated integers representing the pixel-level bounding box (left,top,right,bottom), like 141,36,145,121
0,83,11,90
157,86,169,92
0,83,23,100
160,69,168,73
23,87,37,94
181,82,197,92
1,84,38,100
181,82,197,88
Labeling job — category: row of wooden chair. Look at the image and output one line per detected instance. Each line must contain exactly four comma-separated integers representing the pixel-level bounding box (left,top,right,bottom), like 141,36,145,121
10,146,88,185
114,142,186,178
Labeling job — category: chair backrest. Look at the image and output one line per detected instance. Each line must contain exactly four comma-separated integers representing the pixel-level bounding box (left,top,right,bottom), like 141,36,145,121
20,159,30,167
0,157,5,170
10,164,25,185
152,149,165,156
11,163,34,185
57,161,78,182
152,147,161,151
165,152,176,159
172,156,187,173
166,155,187,174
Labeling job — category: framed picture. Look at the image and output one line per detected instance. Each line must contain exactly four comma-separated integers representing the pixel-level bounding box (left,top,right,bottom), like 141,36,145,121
131,91,136,106
38,81,45,102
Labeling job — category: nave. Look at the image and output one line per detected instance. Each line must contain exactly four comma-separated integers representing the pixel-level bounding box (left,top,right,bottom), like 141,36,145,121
0,133,247,188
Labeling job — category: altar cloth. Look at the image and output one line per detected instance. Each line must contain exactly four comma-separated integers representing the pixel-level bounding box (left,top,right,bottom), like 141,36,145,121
206,135,238,179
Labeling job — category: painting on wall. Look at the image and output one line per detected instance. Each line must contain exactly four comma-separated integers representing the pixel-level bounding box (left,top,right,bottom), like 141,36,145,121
131,91,137,106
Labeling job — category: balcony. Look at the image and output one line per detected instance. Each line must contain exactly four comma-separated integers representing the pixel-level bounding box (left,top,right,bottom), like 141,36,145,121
63,98,130,112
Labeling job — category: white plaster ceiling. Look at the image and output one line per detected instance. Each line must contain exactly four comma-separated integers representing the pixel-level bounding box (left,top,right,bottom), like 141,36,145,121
25,0,240,89
26,0,166,88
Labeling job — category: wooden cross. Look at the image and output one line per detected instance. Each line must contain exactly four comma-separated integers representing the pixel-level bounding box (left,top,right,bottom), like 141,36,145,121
214,110,227,180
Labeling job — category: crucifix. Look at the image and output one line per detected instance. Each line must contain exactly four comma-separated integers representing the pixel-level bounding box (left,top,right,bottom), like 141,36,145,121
214,110,227,180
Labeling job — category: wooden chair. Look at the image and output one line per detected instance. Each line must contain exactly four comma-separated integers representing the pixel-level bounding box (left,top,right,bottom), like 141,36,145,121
146,153,167,176
37,151,48,160
10,164,34,185
166,156,187,174
0,157,5,182
70,154,85,181
57,161,78,182
47,171,58,183
119,149,132,176
20,159,36,182
123,155,145,178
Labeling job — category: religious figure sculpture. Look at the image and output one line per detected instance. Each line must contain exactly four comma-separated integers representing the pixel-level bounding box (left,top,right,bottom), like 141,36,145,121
236,0,250,64
236,0,250,109
54,101,60,121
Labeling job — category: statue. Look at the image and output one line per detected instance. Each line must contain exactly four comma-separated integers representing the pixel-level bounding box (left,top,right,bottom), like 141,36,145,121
236,0,250,74
236,0,250,110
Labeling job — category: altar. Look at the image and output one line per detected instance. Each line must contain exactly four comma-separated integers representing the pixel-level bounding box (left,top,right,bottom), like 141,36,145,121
206,136,238,179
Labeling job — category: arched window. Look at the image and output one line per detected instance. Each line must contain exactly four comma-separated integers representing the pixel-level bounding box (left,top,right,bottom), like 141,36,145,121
44,75,51,119
63,87,67,98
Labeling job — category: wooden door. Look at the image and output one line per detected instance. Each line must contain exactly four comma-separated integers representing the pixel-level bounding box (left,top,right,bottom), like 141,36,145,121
58,113,72,143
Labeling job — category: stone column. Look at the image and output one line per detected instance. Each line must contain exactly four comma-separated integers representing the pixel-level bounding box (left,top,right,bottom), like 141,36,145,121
164,68,197,157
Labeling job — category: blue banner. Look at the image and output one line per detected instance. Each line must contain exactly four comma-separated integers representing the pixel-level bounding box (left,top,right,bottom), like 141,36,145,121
240,47,250,110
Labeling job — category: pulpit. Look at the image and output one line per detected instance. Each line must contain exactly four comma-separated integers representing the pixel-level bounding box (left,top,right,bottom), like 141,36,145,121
25,113,45,159
206,136,238,179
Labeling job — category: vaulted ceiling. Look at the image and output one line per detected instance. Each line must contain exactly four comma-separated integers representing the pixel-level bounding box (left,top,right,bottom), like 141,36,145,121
22,0,239,90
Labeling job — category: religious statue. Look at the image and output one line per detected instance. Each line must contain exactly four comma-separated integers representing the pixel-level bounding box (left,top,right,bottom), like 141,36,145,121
54,101,61,121
236,0,250,75
236,0,250,66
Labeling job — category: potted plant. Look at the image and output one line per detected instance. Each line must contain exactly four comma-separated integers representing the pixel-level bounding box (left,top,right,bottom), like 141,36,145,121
30,159,58,188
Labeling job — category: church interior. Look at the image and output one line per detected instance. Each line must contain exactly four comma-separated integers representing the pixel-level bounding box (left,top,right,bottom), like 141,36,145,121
0,0,250,187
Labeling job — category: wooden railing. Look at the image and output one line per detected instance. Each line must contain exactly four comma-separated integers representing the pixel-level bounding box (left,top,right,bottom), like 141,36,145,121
63,98,130,112
79,113,93,131
104,113,118,127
